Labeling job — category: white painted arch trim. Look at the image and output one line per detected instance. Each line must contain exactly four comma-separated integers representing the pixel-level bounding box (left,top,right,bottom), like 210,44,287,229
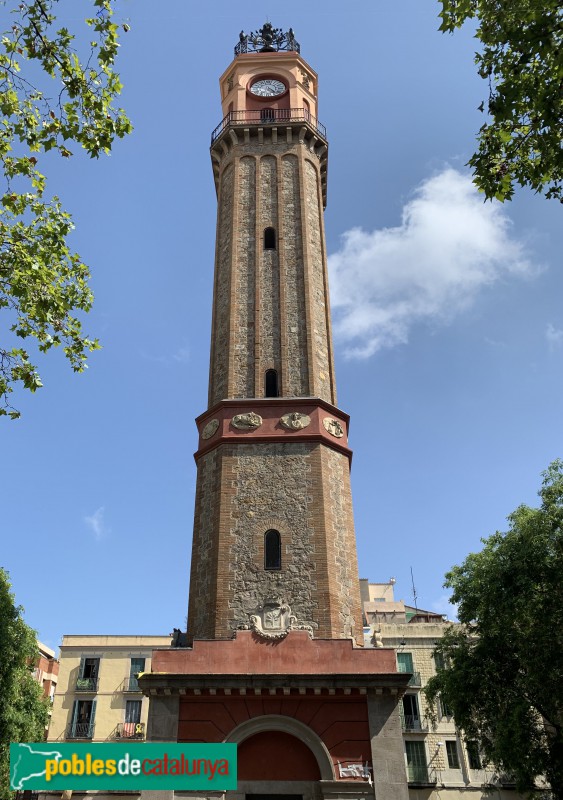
224,714,336,780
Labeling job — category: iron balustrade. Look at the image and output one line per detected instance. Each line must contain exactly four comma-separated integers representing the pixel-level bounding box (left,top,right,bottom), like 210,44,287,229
66,721,94,739
407,671,422,687
494,773,517,787
407,765,436,784
75,676,98,692
115,721,145,740
211,108,326,144
401,714,428,732
122,675,141,692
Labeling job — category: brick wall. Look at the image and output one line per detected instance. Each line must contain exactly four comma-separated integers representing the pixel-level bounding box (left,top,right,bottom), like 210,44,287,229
207,131,336,404
187,441,363,643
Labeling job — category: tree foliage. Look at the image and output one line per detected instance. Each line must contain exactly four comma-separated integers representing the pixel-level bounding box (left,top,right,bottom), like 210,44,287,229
1,0,131,418
0,568,50,798
439,0,563,202
425,461,563,797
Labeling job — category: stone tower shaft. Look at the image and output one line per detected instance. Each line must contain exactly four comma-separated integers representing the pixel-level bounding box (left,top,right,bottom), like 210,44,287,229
187,42,364,645
208,51,334,406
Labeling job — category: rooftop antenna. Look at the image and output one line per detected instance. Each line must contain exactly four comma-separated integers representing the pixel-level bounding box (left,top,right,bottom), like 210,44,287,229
410,566,419,615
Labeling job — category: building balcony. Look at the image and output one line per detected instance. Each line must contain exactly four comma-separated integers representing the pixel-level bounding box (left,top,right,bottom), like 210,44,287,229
406,671,421,687
486,772,517,787
75,676,98,692
66,722,94,739
115,722,145,740
407,765,437,786
121,676,142,692
401,715,428,732
211,108,326,144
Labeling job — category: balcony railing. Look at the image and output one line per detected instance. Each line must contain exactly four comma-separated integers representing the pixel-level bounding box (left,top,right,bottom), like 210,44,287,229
121,676,141,692
211,108,326,144
115,722,145,740
66,722,94,739
75,676,98,692
407,671,421,687
401,715,428,732
407,765,436,785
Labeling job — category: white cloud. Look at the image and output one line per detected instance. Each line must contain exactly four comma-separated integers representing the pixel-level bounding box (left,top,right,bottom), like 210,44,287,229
546,323,563,350
328,168,537,358
84,506,108,540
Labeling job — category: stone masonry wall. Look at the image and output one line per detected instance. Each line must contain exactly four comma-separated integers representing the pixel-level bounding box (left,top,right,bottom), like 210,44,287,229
226,441,318,633
304,158,333,404
208,163,233,406
188,440,363,642
233,156,256,398
282,154,309,395
258,155,281,385
320,445,364,641
187,448,221,640
208,135,336,403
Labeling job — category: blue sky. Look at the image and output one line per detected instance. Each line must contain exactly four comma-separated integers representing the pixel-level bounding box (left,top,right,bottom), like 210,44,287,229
3,1,563,651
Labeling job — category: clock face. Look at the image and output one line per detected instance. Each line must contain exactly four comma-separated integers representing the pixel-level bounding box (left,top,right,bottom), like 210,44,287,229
250,78,286,97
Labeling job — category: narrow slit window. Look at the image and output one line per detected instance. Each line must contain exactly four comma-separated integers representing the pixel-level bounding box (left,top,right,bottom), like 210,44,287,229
265,369,279,397
264,529,281,570
264,227,276,250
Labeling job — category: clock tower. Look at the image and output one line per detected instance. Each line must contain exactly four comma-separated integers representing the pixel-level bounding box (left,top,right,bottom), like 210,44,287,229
187,23,362,646
140,24,410,800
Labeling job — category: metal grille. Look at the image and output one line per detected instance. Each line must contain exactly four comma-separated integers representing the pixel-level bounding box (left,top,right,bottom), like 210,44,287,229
115,721,145,739
66,721,94,739
211,109,326,143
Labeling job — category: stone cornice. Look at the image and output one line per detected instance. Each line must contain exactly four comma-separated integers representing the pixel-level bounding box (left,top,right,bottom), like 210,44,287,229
210,123,328,208
138,673,410,696
194,397,353,463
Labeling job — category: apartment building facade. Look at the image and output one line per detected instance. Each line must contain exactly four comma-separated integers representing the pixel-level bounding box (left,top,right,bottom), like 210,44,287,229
47,635,171,744
362,580,524,798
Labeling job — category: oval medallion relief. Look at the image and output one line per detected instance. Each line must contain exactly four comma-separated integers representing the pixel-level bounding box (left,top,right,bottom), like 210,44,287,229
322,417,344,438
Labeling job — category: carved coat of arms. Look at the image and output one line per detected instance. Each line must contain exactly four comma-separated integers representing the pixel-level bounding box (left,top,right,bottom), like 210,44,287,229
242,597,313,640
201,418,220,439
323,417,344,438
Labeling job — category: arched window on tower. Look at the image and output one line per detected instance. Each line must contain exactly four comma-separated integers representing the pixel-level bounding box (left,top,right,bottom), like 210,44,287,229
264,227,276,250
264,529,281,570
265,369,279,397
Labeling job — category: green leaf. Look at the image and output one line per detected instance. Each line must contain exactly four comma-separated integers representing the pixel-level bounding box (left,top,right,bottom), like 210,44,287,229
438,0,563,202
0,0,132,419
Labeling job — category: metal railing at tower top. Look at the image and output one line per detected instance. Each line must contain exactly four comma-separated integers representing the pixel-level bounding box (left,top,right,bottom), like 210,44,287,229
211,108,326,144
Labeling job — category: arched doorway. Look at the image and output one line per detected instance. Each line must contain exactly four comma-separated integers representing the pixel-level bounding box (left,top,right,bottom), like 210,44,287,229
226,714,335,789
238,731,321,780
